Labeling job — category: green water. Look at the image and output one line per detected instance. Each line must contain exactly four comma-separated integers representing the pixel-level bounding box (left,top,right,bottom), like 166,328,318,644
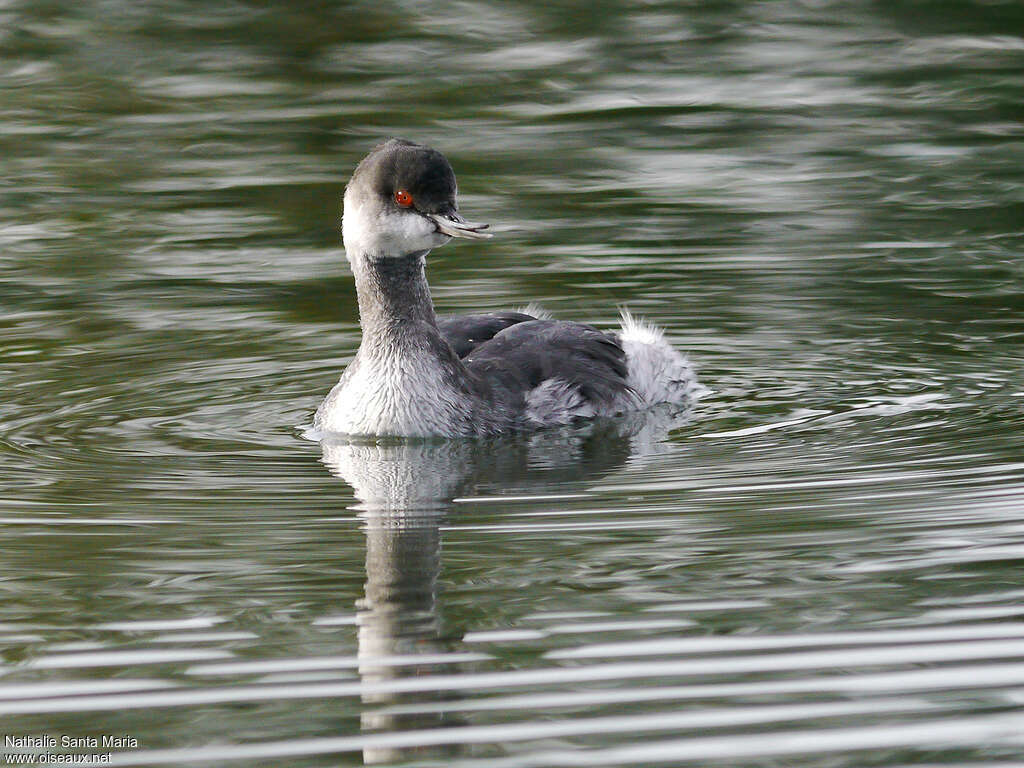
2,1,1024,765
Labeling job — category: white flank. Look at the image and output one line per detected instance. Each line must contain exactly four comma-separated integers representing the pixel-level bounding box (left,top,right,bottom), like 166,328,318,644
618,309,698,406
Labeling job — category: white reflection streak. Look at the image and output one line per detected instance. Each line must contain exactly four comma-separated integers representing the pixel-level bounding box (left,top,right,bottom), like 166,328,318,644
6,637,1024,715
97,705,1024,766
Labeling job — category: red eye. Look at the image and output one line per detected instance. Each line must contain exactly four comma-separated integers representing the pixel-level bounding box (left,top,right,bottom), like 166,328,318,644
394,189,414,207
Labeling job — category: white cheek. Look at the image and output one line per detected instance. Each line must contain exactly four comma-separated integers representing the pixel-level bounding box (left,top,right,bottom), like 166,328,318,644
343,199,448,258
387,210,443,252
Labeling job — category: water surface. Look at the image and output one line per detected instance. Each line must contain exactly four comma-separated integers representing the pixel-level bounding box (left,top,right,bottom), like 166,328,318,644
2,0,1024,765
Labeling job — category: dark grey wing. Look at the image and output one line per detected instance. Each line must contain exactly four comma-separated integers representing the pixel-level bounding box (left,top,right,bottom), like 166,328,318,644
437,311,538,358
463,320,631,409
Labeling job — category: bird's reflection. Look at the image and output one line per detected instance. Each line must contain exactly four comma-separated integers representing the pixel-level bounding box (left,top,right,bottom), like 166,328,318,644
319,409,692,764
357,509,451,763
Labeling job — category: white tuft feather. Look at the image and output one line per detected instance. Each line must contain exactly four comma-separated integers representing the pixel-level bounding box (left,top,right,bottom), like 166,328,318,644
516,302,553,321
618,309,666,345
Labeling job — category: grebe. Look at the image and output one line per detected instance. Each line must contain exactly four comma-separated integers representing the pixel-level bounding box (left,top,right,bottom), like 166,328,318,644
314,138,696,437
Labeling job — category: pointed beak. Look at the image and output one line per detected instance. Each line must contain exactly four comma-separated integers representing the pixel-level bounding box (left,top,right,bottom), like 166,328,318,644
428,211,492,240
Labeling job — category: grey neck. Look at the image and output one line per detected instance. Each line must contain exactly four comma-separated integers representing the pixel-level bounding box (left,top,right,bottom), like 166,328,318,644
350,250,438,347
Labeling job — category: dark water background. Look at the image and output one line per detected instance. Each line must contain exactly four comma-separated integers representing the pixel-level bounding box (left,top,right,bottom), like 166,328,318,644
2,0,1024,765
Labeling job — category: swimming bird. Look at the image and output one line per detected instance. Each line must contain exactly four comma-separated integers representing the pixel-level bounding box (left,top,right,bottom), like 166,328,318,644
314,138,696,437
